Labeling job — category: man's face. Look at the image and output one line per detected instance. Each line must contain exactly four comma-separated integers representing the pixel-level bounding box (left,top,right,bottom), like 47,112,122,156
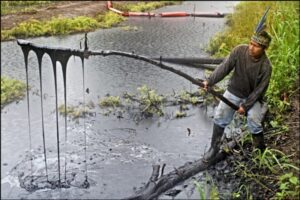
249,40,265,59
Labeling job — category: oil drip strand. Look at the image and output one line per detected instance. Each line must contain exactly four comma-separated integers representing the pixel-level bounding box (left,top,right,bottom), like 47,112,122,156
81,58,89,187
55,50,71,182
49,50,62,185
82,33,89,186
19,45,34,186
35,49,49,182
17,39,90,191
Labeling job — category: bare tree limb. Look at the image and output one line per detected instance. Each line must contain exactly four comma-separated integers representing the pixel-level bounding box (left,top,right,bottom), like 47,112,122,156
17,39,238,110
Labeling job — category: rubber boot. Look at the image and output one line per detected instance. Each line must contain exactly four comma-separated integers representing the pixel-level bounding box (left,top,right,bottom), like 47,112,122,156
252,132,266,152
203,124,224,162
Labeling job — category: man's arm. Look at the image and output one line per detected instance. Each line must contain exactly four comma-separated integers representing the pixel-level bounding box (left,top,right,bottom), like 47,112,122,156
206,46,238,86
241,65,272,112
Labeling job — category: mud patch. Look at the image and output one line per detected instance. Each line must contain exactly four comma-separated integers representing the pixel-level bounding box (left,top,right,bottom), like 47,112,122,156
2,148,96,192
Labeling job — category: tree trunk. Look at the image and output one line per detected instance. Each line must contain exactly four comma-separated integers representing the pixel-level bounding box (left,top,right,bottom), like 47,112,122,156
123,137,242,200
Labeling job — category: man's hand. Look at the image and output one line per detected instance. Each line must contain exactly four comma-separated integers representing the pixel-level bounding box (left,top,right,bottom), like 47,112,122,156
237,105,245,115
202,80,208,91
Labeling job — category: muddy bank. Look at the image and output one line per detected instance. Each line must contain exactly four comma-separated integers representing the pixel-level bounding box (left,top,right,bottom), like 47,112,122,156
1,1,108,30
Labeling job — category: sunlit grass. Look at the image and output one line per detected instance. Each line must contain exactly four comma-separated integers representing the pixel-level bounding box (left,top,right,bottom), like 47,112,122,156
1,12,124,41
1,1,179,41
113,1,180,12
99,96,121,107
1,76,27,109
58,101,95,119
97,11,125,28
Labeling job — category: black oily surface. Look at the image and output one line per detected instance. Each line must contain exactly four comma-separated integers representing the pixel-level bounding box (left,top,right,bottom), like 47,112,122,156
1,1,239,199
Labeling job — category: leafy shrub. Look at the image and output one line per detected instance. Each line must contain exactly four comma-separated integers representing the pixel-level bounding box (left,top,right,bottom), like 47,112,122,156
99,96,121,107
137,85,164,116
58,103,95,119
274,173,300,200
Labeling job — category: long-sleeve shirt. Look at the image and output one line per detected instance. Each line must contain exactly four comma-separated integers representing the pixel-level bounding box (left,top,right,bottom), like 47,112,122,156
207,44,272,112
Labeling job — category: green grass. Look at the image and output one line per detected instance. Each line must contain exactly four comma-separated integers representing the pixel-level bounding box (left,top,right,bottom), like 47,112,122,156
194,173,219,200
207,1,299,123
1,1,54,15
113,1,180,12
58,101,95,119
175,111,187,118
136,85,164,116
1,11,124,41
99,96,121,107
1,76,27,109
231,147,300,200
1,1,180,41
206,2,299,199
96,11,125,28
2,16,98,39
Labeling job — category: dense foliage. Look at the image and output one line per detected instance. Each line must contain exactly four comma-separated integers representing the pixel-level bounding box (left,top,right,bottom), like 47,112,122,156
207,2,299,120
206,2,299,199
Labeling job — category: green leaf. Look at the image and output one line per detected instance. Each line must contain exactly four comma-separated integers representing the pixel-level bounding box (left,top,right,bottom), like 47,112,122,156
289,176,298,185
279,183,288,190
280,172,293,181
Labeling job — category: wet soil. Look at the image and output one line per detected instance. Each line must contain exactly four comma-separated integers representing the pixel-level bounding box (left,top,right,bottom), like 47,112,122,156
205,88,300,199
272,89,300,165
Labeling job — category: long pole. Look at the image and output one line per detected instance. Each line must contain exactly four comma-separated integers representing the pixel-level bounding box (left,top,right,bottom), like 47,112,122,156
17,39,239,111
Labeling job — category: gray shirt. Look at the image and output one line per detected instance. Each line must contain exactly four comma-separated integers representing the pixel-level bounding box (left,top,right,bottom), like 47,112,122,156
207,44,272,112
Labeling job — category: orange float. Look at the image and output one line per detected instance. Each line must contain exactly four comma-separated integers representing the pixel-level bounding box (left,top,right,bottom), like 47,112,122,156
159,12,189,17
106,1,225,18
107,1,112,9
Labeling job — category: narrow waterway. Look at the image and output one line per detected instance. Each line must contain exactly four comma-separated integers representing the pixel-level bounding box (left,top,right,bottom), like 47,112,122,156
1,2,238,199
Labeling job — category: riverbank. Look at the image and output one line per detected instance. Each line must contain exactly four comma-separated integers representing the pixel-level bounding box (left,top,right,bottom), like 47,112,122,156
1,1,178,41
206,1,299,199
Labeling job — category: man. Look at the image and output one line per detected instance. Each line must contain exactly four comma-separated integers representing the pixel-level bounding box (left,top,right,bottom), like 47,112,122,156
202,30,272,162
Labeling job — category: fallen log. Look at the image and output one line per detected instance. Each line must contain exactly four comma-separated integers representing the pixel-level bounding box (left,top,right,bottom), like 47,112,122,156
123,133,245,200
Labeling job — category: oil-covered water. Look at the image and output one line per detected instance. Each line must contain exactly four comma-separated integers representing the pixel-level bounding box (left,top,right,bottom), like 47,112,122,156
1,1,238,199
